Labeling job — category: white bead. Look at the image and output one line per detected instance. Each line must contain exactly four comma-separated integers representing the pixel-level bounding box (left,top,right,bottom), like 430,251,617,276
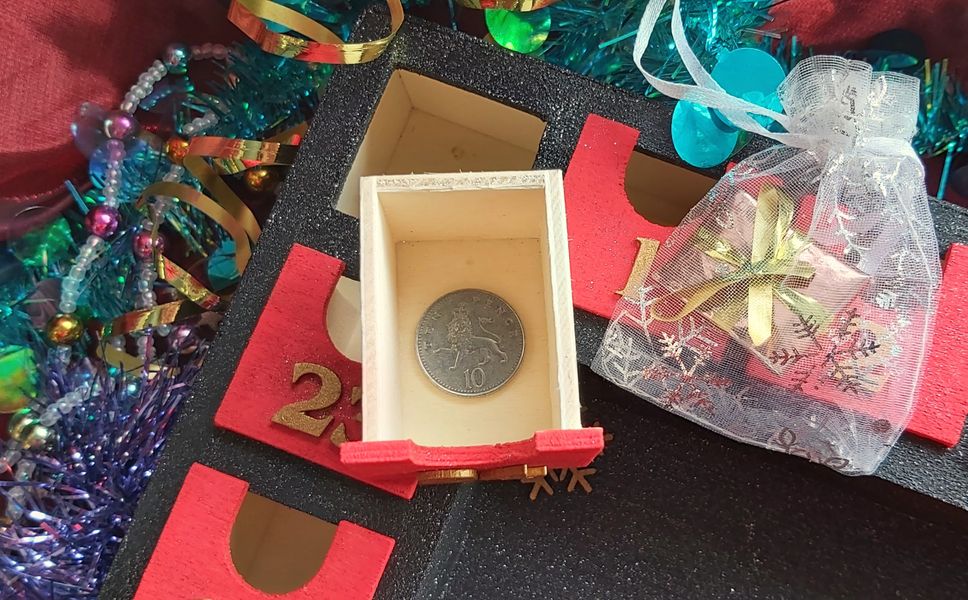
111,336,125,349
58,300,76,313
87,235,104,248
55,346,70,363
56,399,74,413
136,279,152,292
120,100,137,113
70,265,86,279
183,123,196,135
40,410,59,427
156,324,172,336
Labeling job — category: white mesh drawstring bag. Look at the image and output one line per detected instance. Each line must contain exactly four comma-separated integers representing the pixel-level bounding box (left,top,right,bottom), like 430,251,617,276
591,0,941,474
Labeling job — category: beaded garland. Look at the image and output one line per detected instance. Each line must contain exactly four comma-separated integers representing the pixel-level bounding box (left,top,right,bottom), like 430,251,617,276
25,42,229,452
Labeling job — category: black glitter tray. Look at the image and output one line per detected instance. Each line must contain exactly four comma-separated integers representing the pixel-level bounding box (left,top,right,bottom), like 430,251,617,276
102,11,968,599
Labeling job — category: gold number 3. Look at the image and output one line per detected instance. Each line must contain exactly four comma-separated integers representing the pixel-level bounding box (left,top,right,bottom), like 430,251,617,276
271,362,342,436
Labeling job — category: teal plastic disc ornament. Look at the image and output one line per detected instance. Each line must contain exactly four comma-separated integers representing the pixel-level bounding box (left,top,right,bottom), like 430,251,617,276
672,100,740,168
710,48,786,128
671,48,786,168
207,240,240,292
485,9,551,54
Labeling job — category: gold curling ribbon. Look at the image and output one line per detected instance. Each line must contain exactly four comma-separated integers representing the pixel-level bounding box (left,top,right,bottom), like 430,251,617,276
198,122,308,174
102,127,297,360
106,300,205,338
652,186,828,346
185,148,262,243
454,0,559,11
140,180,254,276
228,0,404,64
155,255,224,311
115,128,301,342
141,134,265,277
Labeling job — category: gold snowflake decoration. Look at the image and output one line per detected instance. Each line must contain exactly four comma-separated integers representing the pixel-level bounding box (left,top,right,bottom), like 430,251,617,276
521,421,612,501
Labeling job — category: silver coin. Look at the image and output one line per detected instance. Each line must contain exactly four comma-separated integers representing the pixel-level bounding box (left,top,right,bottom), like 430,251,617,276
416,289,525,396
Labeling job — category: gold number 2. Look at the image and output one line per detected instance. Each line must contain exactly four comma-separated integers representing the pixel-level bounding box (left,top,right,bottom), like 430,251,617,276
271,362,342,436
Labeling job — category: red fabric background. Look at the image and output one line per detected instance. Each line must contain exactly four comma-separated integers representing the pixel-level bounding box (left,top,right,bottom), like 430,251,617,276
771,0,968,74
0,1,964,209
0,1,240,237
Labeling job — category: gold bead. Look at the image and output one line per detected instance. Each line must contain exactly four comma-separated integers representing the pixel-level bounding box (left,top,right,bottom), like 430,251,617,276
8,408,35,440
243,167,279,192
8,409,53,449
45,313,83,345
164,137,191,165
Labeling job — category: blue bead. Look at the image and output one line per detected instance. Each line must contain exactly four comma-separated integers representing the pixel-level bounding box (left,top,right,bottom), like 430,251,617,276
671,100,739,169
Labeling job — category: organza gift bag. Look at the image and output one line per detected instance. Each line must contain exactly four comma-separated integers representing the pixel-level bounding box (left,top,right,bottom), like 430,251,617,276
592,0,941,474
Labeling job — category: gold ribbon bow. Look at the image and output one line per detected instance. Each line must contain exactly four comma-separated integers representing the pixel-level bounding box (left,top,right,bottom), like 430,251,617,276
653,186,828,346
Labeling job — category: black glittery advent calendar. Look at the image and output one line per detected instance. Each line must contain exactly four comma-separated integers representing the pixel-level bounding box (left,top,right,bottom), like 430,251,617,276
102,10,968,600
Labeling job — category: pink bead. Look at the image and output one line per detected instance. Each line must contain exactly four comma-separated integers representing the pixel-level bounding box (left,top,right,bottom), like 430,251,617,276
107,139,126,161
103,111,140,140
132,230,166,259
85,206,121,238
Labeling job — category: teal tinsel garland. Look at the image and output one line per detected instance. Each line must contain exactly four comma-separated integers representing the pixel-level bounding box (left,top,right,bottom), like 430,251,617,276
530,0,776,97
514,0,966,195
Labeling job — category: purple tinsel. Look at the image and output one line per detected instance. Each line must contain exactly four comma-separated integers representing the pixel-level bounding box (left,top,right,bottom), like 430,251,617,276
0,335,207,599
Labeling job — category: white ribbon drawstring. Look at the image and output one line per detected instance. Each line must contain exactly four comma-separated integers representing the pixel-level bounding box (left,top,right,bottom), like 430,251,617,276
632,0,920,165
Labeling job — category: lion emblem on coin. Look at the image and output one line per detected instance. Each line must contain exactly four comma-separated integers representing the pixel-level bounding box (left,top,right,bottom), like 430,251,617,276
435,303,508,370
